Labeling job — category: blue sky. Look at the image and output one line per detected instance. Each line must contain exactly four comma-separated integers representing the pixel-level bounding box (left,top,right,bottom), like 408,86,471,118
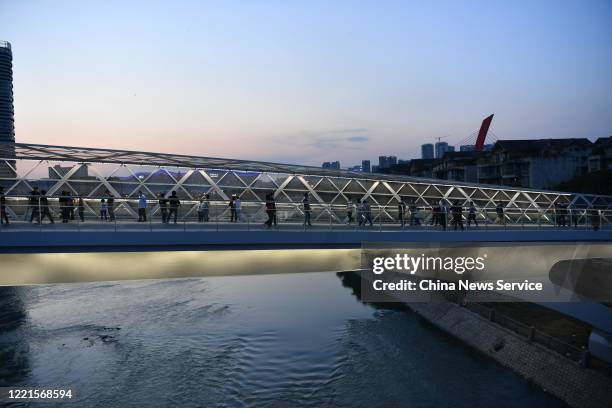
1,0,611,166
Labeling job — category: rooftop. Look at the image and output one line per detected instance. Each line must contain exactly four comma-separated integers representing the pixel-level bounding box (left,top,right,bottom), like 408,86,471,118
493,138,593,154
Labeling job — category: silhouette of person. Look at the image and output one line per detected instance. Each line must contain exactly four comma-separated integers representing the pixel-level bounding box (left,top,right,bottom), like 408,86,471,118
168,191,180,224
450,200,464,231
158,192,168,223
100,198,108,221
398,198,406,227
138,192,147,222
0,186,9,225
38,190,54,224
467,202,478,228
302,193,312,227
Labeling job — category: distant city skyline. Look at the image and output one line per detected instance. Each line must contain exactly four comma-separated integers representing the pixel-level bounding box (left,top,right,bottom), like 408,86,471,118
1,0,611,167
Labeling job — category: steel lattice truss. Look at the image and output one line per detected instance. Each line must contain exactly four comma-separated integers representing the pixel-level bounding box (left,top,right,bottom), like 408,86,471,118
1,142,611,224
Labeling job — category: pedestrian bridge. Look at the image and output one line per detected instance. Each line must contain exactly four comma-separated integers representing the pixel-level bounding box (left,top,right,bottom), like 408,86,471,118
1,141,611,230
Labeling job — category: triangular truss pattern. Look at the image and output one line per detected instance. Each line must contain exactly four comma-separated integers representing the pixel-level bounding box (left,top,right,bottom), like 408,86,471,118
0,145,610,223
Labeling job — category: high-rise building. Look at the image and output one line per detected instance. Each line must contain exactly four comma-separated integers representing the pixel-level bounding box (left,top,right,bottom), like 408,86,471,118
0,41,15,180
435,142,448,159
435,142,454,159
378,156,397,169
361,160,371,173
322,161,340,169
421,143,434,159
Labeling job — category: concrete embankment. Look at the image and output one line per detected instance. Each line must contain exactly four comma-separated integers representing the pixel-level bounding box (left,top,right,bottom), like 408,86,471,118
405,300,612,408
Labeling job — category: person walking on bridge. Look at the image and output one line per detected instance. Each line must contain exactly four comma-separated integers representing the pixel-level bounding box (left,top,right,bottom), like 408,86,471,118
496,202,505,225
346,198,354,224
397,198,406,228
0,186,8,225
302,193,312,227
569,203,579,228
589,206,601,231
228,195,236,222
264,193,277,228
439,199,448,230
467,202,478,228
107,195,115,221
450,200,464,231
77,197,85,222
559,202,568,227
362,200,373,227
202,193,210,222
59,191,70,223
39,190,54,224
197,197,206,222
100,198,108,221
234,195,242,222
138,192,147,222
168,191,181,224
409,199,420,226
158,193,168,223
398,198,406,228
430,200,440,227
68,195,75,221
28,186,40,223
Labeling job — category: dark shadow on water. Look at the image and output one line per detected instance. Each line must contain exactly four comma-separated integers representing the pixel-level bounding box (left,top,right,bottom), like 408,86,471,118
0,286,29,386
336,271,410,311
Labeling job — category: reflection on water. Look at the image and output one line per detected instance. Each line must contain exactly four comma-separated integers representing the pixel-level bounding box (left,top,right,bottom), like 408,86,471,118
0,287,28,385
0,272,566,407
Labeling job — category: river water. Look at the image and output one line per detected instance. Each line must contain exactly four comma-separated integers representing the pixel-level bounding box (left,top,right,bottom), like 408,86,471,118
0,271,566,407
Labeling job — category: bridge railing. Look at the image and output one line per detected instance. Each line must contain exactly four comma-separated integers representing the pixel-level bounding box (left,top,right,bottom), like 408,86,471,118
0,194,609,231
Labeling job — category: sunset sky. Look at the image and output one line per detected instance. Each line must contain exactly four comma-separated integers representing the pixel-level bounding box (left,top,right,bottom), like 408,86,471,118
1,0,611,166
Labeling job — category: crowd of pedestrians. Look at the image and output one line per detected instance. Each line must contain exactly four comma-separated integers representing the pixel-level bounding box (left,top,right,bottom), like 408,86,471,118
0,186,606,231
